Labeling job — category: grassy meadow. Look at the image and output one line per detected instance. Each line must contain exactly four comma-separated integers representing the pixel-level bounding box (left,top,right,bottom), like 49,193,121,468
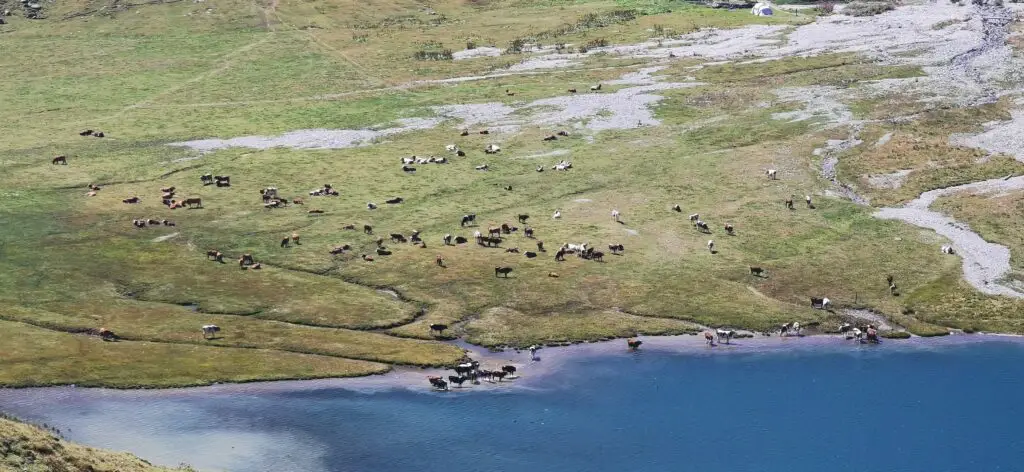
1,0,1023,388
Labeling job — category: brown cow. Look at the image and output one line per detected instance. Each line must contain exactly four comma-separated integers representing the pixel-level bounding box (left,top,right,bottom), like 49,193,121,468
183,198,202,208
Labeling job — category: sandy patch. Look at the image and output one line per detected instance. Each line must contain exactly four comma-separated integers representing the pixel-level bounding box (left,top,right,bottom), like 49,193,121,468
866,169,912,189
453,47,502,60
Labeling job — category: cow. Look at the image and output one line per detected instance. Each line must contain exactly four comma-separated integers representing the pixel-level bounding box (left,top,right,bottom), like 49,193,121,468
376,247,392,256
429,324,448,335
608,244,624,254
443,234,453,246
122,196,140,204
627,338,642,351
806,195,813,208
385,197,403,204
689,213,700,224
696,221,710,233
518,214,529,224
749,266,765,277
363,224,373,234
707,240,715,253
568,88,577,93
766,169,778,180
79,130,94,136
716,329,736,344
461,214,477,227
200,174,213,184
488,227,501,238
480,236,501,247
724,224,735,235
495,266,513,277
390,233,408,243
591,83,602,91
785,198,794,210
543,135,557,141
52,155,67,165
455,236,468,244
201,324,221,339
591,251,604,262
402,165,416,173
524,251,537,258
206,250,224,262
183,198,202,208
557,130,569,137
428,376,448,391
524,227,534,238
672,204,682,212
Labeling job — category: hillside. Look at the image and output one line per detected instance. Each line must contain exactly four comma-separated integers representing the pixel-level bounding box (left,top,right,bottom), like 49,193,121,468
1,0,1024,387
0,416,183,472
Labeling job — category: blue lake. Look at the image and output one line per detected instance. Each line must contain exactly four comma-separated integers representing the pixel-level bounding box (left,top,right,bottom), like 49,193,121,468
3,338,1024,472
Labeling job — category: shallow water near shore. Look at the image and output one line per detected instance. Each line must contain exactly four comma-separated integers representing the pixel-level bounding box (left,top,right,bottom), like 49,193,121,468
3,337,1024,472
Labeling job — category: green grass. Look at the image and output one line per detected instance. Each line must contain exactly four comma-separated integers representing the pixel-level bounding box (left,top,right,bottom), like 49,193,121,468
0,0,1021,389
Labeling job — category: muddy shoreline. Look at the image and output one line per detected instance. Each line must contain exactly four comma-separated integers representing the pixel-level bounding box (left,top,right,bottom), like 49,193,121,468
3,331,1021,399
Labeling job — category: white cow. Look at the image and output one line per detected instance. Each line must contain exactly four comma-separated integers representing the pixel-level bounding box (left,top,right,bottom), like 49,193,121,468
941,245,955,255
611,209,620,222
553,210,561,219
766,169,778,180
716,329,736,344
707,240,715,253
201,324,221,339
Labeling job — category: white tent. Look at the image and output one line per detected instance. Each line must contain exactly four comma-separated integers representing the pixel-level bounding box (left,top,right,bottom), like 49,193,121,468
751,1,774,15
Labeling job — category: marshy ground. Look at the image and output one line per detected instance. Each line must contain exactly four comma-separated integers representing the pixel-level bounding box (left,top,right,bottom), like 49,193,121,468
3,0,1024,388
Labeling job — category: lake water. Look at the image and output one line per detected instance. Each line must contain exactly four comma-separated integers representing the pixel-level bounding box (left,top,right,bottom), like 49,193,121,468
3,337,1024,472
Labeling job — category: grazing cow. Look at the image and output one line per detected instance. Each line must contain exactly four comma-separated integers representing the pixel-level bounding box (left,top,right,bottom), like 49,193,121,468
445,144,458,152
479,130,489,135
385,197,403,204
568,88,577,93
591,251,604,262
390,233,408,243
132,219,146,228
707,240,715,253
627,338,642,351
555,248,566,261
491,370,508,382
780,322,802,337
524,227,534,238
495,266,513,278
611,209,620,222
162,219,175,226
475,164,490,171
184,198,202,208
766,169,778,180
281,236,290,248
329,245,350,255
536,166,544,172
436,254,445,267
94,132,105,138
367,202,377,210
201,324,221,339
608,243,624,254
591,83,602,91
342,224,356,230
524,251,537,258
502,365,517,377
308,209,325,214
457,150,466,156
428,376,448,391
543,135,557,141
557,131,569,137
689,213,700,224
146,219,160,226
537,241,545,252
696,221,710,233
122,196,140,204
705,331,715,345
363,224,373,234
200,174,213,184
484,144,501,154
552,210,561,219
889,282,898,296
810,297,830,309
474,230,483,242
160,186,176,193
95,328,117,341
716,329,736,344
785,198,794,210
402,165,416,173
207,250,224,262
488,227,501,238
672,204,682,212
430,324,448,335
806,195,813,208
376,247,392,256
461,214,476,227
52,155,67,165
455,236,468,244
80,130,94,136
443,234,453,246
517,214,529,224
480,236,501,247
725,224,735,235
461,130,470,136
941,245,955,255
293,197,304,205
749,266,765,277
505,247,520,253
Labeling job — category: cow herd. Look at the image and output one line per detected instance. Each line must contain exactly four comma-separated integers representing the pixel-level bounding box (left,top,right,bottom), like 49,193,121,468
427,360,520,391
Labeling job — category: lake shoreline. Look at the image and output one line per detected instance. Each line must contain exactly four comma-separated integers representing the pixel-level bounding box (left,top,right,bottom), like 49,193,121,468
3,331,1022,399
